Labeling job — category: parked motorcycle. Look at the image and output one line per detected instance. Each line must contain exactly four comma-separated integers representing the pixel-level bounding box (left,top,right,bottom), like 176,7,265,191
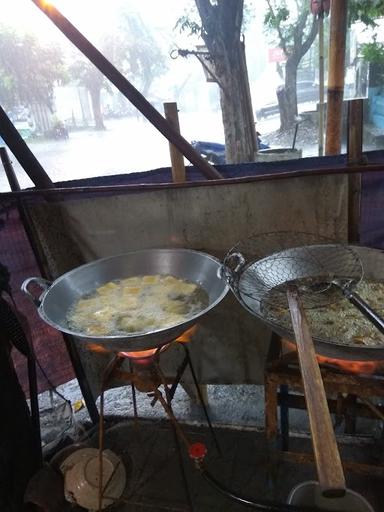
45,122,69,140
191,134,269,165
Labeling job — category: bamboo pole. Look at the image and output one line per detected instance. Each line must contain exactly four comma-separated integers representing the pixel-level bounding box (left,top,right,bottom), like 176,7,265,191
31,0,222,180
325,0,348,155
318,11,325,156
163,103,186,183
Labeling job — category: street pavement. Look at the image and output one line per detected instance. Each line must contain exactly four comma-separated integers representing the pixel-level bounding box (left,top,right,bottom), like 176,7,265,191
0,111,311,192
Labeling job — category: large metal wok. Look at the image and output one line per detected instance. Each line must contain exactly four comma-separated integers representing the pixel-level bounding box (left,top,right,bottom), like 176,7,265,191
224,245,384,361
22,249,228,352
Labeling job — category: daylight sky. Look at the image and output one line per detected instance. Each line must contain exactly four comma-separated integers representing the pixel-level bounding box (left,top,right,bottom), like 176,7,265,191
1,1,301,107
3,0,192,44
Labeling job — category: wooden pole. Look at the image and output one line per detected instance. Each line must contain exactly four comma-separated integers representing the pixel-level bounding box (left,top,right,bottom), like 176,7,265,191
347,99,364,166
325,0,348,155
31,0,222,180
163,103,186,183
347,99,364,243
287,286,346,497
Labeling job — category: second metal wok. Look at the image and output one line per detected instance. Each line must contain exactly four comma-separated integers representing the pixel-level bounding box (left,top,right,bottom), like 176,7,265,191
224,245,384,361
22,249,228,353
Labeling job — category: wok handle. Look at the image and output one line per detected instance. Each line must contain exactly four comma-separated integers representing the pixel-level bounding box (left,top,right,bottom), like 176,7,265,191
220,252,246,282
21,277,52,307
287,285,346,498
343,289,384,335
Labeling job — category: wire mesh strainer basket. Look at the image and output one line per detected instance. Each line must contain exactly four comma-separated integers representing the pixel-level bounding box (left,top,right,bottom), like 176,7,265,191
221,232,384,357
222,232,362,309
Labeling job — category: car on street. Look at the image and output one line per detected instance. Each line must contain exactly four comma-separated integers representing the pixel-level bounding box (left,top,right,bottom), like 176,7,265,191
256,80,320,119
191,136,269,165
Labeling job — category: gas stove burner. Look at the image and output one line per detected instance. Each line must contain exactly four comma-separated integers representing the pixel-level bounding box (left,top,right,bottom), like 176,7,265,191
118,343,171,365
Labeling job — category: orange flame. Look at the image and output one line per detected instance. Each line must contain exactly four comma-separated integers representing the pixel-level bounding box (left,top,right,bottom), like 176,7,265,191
316,354,384,375
87,325,198,360
86,342,110,354
119,348,158,360
176,325,198,344
283,339,384,375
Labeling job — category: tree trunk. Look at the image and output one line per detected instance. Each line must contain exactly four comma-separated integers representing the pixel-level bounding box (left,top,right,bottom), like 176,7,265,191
269,6,319,132
89,86,105,130
195,0,257,164
216,43,257,164
279,59,299,131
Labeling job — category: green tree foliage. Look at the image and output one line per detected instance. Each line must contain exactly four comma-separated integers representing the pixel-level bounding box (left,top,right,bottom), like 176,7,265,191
351,2,384,88
349,0,384,26
70,11,168,129
118,12,168,98
0,25,65,112
360,38,384,87
264,0,318,130
69,45,111,130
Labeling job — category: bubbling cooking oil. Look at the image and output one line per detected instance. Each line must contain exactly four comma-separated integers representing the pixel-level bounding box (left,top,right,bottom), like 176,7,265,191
67,274,209,336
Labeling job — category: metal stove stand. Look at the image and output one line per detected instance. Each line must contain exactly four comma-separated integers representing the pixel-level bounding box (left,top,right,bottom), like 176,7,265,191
96,341,220,512
265,334,384,478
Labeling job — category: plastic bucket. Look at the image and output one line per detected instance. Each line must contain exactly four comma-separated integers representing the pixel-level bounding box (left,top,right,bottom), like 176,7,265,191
287,481,375,512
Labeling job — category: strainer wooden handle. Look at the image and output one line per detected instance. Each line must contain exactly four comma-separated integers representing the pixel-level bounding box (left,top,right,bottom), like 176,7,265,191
287,284,346,498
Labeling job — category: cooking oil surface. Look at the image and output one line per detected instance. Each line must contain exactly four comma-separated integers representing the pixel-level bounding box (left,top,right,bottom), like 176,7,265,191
67,274,208,336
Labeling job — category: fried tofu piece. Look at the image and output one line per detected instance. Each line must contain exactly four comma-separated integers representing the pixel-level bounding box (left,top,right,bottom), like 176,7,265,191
96,282,119,295
122,286,140,295
142,275,160,285
85,324,108,336
120,277,141,287
92,307,114,322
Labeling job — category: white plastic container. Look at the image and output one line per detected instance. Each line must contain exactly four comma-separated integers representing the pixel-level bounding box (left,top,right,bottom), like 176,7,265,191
287,481,375,512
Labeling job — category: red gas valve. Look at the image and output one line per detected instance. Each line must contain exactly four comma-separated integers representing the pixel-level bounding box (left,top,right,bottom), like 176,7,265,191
188,442,207,463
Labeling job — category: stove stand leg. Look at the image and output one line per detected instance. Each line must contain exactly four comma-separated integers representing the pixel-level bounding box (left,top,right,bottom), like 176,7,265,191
279,385,290,451
128,360,139,425
345,394,357,435
172,423,194,512
154,370,194,512
265,374,278,441
183,344,222,456
97,355,123,512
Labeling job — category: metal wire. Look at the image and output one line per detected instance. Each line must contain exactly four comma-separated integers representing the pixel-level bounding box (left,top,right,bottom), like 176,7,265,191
224,231,339,266
221,232,368,347
238,244,362,311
